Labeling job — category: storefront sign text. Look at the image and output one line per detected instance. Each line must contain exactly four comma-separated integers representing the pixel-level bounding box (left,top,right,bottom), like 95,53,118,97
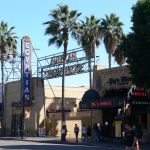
44,64,83,79
107,76,131,86
91,100,112,108
50,52,77,65
22,36,32,103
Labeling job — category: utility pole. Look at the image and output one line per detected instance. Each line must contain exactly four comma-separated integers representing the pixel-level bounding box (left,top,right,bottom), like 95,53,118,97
20,53,24,139
1,55,5,136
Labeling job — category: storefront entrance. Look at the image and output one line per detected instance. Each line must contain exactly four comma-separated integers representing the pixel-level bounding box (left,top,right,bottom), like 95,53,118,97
132,106,148,129
11,114,21,136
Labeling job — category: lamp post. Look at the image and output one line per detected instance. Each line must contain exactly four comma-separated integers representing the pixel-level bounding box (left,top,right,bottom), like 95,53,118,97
1,54,5,136
20,53,24,139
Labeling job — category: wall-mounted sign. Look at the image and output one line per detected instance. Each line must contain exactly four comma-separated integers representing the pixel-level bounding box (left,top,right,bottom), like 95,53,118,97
94,66,132,92
128,85,148,100
91,100,112,108
107,76,131,86
80,97,124,110
11,101,21,107
21,36,32,103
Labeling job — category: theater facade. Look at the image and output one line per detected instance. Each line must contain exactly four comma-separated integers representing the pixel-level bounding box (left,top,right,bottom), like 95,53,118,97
4,77,89,137
80,65,150,139
2,65,150,140
94,65,150,136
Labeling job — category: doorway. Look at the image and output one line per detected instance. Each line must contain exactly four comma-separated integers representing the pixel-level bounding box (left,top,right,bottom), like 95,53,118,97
11,114,21,136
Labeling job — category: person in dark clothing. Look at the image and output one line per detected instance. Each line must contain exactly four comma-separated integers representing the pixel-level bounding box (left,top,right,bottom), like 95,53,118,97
86,125,92,141
74,124,79,142
93,123,102,142
125,124,139,150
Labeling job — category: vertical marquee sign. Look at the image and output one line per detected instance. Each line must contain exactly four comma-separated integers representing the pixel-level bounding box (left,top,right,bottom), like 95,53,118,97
21,36,32,104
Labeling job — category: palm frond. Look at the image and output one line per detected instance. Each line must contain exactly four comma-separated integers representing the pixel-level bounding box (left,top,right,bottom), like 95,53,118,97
0,21,17,60
44,4,81,52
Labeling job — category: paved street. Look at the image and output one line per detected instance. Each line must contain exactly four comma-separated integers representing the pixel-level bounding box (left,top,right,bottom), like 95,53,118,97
0,138,123,150
0,137,150,150
0,139,124,150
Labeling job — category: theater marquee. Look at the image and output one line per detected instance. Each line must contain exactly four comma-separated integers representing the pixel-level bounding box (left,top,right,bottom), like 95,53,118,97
37,48,94,79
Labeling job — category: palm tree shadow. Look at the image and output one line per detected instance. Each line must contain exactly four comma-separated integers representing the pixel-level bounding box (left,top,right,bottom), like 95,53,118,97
45,97,77,136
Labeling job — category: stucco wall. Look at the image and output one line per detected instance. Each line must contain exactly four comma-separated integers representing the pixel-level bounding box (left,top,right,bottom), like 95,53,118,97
93,65,132,96
4,77,90,137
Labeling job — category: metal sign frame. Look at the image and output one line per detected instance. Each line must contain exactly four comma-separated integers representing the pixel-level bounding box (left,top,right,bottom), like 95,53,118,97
37,47,95,79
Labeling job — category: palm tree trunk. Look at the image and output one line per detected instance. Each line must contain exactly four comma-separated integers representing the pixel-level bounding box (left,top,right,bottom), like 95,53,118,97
108,53,112,68
61,41,67,141
89,59,92,89
62,54,66,122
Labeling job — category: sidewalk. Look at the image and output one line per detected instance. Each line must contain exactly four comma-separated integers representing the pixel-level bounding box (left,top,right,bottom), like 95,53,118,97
0,136,150,150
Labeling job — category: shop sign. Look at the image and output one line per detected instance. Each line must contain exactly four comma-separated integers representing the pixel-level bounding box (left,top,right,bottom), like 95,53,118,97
91,100,112,108
21,36,32,103
128,85,148,99
107,76,131,86
46,109,71,113
69,111,91,117
11,101,21,107
132,101,150,105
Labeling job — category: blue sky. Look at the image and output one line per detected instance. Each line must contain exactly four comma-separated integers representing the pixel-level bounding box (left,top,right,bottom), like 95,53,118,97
0,0,137,87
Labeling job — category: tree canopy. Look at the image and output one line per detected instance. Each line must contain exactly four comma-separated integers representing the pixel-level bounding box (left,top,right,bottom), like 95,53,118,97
0,21,17,60
122,0,150,88
101,13,123,68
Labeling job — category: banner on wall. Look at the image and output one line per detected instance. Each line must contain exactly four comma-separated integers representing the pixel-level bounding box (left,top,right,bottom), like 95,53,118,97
21,36,32,104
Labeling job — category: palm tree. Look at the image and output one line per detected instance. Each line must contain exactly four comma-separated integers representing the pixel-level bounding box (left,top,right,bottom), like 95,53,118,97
43,4,81,141
73,15,102,89
113,47,125,66
101,13,123,68
0,21,17,135
113,34,127,66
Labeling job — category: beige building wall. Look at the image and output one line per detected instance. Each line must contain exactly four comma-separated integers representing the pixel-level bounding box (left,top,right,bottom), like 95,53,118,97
5,78,45,136
5,81,21,135
5,77,93,137
93,65,132,95
43,85,91,138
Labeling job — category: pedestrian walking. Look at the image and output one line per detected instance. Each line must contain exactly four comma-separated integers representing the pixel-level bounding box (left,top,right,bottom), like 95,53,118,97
81,124,86,141
124,123,139,150
86,125,92,142
74,124,79,142
93,123,102,142
61,125,67,141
